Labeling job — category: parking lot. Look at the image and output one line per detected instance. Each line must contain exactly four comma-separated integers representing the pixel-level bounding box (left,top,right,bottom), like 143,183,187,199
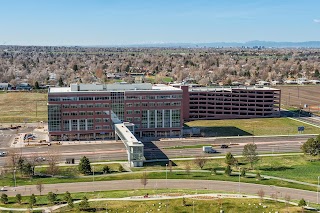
0,129,15,149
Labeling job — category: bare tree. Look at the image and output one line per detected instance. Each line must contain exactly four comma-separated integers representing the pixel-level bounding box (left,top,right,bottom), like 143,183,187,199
185,163,191,177
46,148,60,176
5,149,21,169
193,156,208,170
168,160,172,173
257,189,265,202
36,181,44,195
27,153,41,176
140,172,148,189
284,194,291,213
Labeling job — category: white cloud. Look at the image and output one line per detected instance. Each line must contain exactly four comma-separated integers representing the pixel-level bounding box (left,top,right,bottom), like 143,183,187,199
314,19,320,23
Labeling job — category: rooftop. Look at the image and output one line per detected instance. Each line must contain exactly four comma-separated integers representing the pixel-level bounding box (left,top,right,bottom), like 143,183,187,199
189,86,279,92
49,83,181,93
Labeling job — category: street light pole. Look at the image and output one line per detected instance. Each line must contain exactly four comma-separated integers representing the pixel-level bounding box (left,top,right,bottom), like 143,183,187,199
165,164,168,188
317,176,319,204
13,169,17,189
238,167,241,197
93,166,95,182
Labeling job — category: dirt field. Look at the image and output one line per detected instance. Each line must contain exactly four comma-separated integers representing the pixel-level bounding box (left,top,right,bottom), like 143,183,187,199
274,85,320,111
0,91,47,123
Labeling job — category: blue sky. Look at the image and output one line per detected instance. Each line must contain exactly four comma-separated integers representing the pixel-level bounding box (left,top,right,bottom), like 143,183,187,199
1,0,320,46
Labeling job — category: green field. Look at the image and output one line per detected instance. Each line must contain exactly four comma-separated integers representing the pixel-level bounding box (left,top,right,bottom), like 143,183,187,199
0,92,47,123
185,118,320,136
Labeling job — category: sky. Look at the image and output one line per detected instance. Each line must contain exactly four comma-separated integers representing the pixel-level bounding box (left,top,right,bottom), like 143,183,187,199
1,0,320,46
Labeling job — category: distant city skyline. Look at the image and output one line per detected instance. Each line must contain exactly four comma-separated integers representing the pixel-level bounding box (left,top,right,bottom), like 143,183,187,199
1,0,320,46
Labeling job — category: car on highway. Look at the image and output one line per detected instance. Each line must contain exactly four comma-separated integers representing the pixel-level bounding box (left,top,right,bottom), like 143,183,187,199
0,152,8,157
35,157,46,162
0,186,7,191
221,144,229,149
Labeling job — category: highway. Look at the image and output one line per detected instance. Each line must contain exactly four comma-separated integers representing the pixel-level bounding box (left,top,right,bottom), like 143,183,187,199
0,134,312,166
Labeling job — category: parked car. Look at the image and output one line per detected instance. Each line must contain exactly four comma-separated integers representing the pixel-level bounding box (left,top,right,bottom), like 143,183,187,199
221,144,229,149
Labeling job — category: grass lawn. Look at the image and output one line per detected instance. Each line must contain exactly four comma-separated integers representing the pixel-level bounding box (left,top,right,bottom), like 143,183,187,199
65,198,305,213
135,155,320,185
185,117,320,136
0,92,47,123
1,155,319,192
0,190,309,212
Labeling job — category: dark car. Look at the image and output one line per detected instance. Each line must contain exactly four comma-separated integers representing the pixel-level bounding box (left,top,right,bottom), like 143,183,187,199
221,144,229,149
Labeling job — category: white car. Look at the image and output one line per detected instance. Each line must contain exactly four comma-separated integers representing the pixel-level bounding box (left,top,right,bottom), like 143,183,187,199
35,157,46,162
0,152,8,157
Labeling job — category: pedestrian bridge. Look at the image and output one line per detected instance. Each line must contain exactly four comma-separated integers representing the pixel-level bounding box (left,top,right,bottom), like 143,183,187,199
112,111,144,167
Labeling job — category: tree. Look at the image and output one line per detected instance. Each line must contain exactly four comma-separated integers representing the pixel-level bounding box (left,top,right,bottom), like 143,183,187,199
257,189,265,202
78,156,91,174
242,143,259,169
118,165,125,172
225,152,237,166
240,168,246,177
284,194,291,212
72,64,78,72
298,198,306,213
300,137,320,159
79,196,90,210
193,156,207,169
29,194,36,209
34,81,40,89
185,163,191,177
0,193,8,204
140,172,148,189
36,181,44,195
46,148,60,176
47,192,57,205
64,191,73,206
225,165,232,176
182,197,187,206
16,194,22,205
5,149,21,171
256,172,262,180
22,161,33,177
168,160,173,173
17,157,25,175
58,77,64,87
102,165,110,174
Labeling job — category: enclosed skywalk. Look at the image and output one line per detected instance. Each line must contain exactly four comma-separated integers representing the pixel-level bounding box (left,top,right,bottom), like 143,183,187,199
112,111,144,167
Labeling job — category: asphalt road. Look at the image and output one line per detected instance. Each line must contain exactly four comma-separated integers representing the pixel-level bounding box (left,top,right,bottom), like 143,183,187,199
3,179,318,203
0,135,313,166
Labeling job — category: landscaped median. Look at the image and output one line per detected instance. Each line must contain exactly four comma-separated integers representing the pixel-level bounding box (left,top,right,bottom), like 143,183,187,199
1,155,319,192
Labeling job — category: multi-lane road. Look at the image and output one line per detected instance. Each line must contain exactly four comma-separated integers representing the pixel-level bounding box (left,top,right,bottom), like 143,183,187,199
0,131,313,166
